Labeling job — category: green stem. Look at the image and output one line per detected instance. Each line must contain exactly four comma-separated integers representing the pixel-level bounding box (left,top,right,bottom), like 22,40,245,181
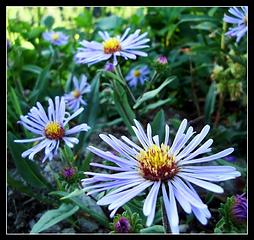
189,56,201,116
115,65,136,103
142,70,158,95
221,21,227,50
15,75,25,97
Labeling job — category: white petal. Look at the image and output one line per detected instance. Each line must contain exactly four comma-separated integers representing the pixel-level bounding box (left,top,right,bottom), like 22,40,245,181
177,173,224,193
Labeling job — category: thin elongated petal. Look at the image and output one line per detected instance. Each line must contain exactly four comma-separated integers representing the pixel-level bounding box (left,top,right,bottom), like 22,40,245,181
177,173,224,193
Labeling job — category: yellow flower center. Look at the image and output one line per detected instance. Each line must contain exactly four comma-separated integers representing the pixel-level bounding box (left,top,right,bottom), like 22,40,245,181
44,122,64,140
136,144,178,181
103,38,121,54
72,89,81,98
133,70,141,77
52,33,59,40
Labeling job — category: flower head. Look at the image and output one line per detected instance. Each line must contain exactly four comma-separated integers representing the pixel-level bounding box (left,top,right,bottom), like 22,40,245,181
126,65,150,88
62,166,76,180
64,74,91,112
114,217,131,233
156,56,168,65
104,62,115,72
74,28,150,66
43,31,68,46
82,119,240,233
223,7,248,43
231,193,247,223
15,96,90,162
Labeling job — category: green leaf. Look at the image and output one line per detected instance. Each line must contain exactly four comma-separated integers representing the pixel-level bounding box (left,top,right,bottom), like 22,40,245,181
60,188,85,200
42,15,55,29
22,64,42,75
178,15,217,25
113,80,136,135
50,191,109,227
7,171,37,196
151,110,165,141
96,15,123,30
141,97,175,114
133,76,176,109
27,26,45,39
75,12,92,28
29,64,51,104
8,132,51,189
30,204,79,233
80,152,93,171
190,22,217,31
7,171,53,204
204,81,217,123
74,73,101,153
140,225,165,233
9,87,22,116
60,144,74,163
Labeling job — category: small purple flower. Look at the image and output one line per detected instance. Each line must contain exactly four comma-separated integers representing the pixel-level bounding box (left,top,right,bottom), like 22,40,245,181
62,167,76,180
231,193,247,223
126,65,150,88
223,7,248,43
14,96,90,162
43,31,68,46
74,28,150,66
224,156,237,162
64,74,91,112
156,56,168,65
114,217,131,233
104,62,115,72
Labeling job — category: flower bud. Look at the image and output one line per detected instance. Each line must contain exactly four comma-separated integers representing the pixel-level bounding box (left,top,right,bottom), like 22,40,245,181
114,217,131,233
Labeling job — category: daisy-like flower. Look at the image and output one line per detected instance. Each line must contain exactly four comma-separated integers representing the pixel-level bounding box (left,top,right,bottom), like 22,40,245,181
74,28,150,66
223,7,248,43
43,31,68,46
64,74,91,112
82,119,240,233
14,96,90,162
126,65,150,88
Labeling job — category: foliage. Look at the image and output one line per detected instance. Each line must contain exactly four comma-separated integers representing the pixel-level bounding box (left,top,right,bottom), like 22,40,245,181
7,6,247,234
214,196,247,233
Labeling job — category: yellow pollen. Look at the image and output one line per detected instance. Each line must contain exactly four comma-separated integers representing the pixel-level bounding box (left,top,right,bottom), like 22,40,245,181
103,38,121,54
72,89,81,98
44,122,64,140
133,70,141,77
52,33,59,40
137,144,178,181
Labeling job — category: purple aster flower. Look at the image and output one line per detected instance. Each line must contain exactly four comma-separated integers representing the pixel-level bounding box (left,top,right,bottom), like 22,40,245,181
126,65,150,88
62,166,76,180
64,74,91,112
14,96,90,162
114,217,131,233
225,156,237,162
156,56,168,65
81,119,240,233
104,62,115,72
43,31,68,46
223,7,248,43
231,193,247,223
74,28,150,66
